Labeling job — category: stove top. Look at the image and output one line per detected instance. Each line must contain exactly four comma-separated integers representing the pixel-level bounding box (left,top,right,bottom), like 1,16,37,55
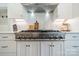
15,30,65,40
20,30,60,32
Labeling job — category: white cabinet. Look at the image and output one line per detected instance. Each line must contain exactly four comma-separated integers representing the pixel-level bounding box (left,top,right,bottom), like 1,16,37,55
8,3,26,18
72,3,79,18
65,33,79,41
55,3,79,19
53,3,72,19
25,41,40,56
52,41,64,56
17,41,40,56
65,41,79,56
65,33,79,56
41,41,64,56
58,3,72,19
41,41,51,56
0,33,16,56
0,4,8,24
0,18,8,25
0,33,15,41
17,41,64,56
0,4,10,32
0,41,16,56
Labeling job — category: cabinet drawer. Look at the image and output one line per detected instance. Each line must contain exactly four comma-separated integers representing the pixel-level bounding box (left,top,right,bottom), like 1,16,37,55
65,41,79,56
0,34,15,40
0,52,16,56
0,41,16,52
65,33,79,41
65,41,79,48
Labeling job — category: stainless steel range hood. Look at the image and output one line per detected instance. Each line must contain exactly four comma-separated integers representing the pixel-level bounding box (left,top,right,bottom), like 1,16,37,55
22,3,58,13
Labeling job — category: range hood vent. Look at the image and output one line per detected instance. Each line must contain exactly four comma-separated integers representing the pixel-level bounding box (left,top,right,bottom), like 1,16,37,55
22,3,58,13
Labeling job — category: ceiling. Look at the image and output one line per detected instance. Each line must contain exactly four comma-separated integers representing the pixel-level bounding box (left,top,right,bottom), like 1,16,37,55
22,3,58,13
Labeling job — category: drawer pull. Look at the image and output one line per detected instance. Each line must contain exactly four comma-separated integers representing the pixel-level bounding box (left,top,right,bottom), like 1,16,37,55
2,36,8,38
49,45,54,47
26,45,30,47
72,36,78,38
72,46,79,47
1,46,8,48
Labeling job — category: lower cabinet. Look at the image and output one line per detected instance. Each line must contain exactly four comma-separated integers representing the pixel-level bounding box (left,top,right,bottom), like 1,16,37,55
17,41,64,56
0,52,16,56
17,41,40,56
0,41,16,56
65,33,79,56
65,41,79,56
41,41,64,56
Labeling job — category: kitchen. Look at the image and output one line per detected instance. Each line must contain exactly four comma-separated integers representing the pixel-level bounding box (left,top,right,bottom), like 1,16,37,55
0,3,79,56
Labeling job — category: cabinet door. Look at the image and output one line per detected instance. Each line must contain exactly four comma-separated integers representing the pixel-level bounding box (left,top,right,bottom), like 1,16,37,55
41,41,51,56
72,4,79,18
17,41,40,56
51,41,64,56
65,41,79,56
41,41,64,56
8,3,24,18
16,41,25,56
25,41,40,56
58,3,72,19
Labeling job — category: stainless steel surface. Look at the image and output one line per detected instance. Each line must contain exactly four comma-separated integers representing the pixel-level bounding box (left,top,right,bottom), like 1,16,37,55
22,3,58,13
15,30,65,41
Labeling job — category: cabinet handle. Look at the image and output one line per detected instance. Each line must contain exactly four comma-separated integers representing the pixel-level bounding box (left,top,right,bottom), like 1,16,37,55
1,46,8,48
2,36,8,38
26,45,30,47
72,46,79,47
49,45,54,47
52,45,54,47
72,36,78,38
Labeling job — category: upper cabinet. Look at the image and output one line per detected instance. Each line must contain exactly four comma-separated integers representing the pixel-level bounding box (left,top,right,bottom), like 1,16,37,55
0,3,8,24
53,3,72,19
0,3,14,33
8,3,26,19
72,3,79,18
57,3,72,19
53,3,79,19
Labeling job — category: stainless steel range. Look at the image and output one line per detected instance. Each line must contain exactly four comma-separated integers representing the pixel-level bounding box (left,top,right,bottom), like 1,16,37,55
15,30,65,41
